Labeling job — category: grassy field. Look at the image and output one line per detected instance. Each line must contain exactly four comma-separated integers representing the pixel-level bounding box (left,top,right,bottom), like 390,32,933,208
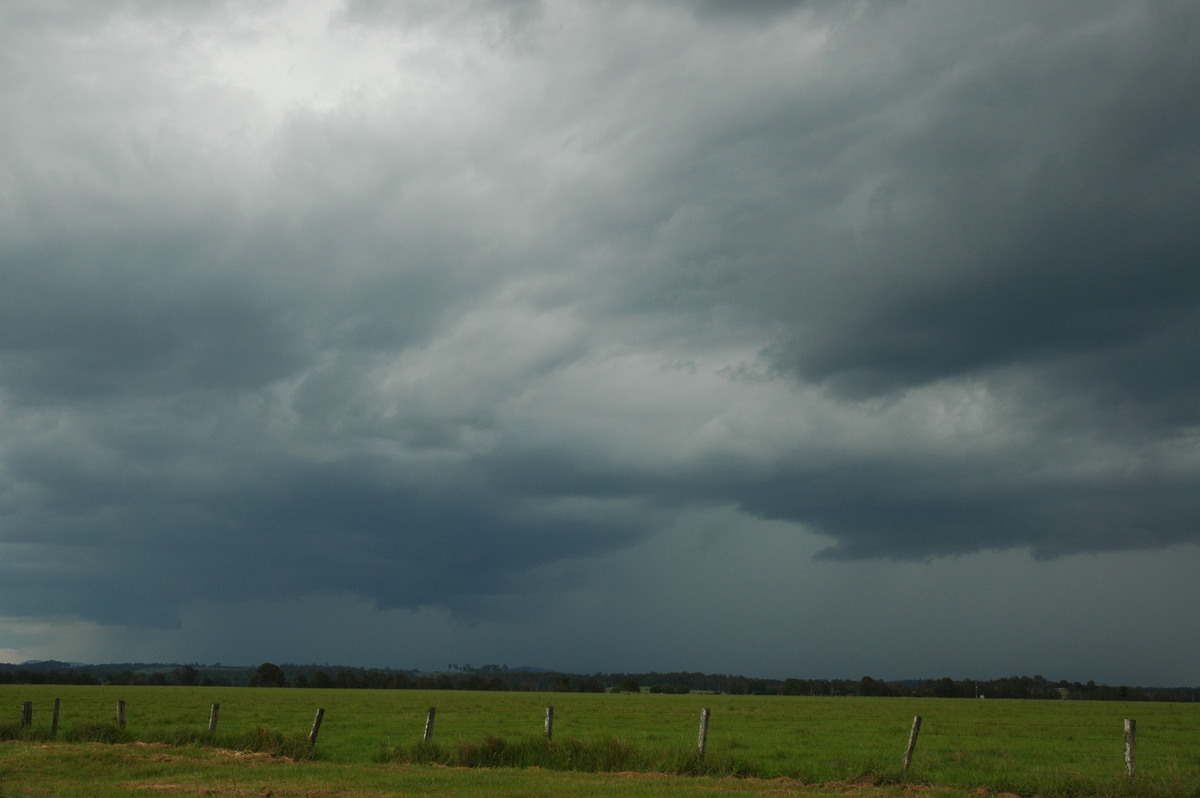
1,685,1198,797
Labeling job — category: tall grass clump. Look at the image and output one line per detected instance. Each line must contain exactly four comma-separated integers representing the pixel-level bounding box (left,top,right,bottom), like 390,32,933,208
63,722,132,744
154,727,216,747
27,718,313,762
381,734,753,776
0,722,53,743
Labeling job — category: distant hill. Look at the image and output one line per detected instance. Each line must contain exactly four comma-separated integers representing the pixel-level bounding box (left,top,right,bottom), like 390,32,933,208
19,659,86,668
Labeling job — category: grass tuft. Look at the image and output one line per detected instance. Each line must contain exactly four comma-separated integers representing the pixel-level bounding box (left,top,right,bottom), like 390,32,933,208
63,722,131,744
380,734,754,776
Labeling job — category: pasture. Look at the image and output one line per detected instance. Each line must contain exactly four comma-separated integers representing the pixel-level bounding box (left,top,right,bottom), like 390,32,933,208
2,685,1198,797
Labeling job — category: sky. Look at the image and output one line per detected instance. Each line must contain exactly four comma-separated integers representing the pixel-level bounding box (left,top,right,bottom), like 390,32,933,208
2,0,1199,687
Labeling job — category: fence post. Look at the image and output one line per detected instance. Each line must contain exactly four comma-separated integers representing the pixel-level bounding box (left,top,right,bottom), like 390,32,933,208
544,706,554,740
21,701,32,728
209,703,220,734
697,707,711,761
1124,718,1136,779
902,715,922,775
309,708,325,746
52,698,60,736
423,707,437,742
116,700,126,729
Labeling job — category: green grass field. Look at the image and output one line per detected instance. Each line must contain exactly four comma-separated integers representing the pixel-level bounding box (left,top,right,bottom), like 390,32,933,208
1,685,1198,797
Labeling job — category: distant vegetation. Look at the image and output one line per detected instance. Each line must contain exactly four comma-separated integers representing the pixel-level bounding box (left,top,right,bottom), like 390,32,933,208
2,660,1196,701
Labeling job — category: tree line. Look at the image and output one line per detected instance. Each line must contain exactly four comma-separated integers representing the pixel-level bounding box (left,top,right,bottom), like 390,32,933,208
2,661,1196,702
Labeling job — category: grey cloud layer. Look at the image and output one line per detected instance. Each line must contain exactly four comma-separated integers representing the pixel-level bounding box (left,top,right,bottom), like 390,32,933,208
2,0,1198,628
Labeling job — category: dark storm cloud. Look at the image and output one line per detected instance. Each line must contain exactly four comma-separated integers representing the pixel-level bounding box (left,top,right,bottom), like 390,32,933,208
588,0,1200,558
726,1,1200,556
3,437,653,625
646,0,1200,405
1,0,1198,639
736,452,1200,561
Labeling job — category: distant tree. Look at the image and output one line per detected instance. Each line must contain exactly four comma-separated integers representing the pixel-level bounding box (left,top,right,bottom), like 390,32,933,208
932,677,957,698
310,670,334,689
618,677,640,693
362,671,390,689
249,662,288,688
857,676,887,697
106,670,138,686
780,678,807,696
173,666,199,686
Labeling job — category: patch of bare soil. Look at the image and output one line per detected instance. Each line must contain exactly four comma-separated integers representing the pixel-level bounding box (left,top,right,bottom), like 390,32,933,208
207,747,300,764
122,784,219,796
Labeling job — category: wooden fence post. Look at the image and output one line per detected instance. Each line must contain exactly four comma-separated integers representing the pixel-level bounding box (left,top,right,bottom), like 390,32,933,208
1124,718,1136,779
52,698,60,736
697,707,711,761
423,707,437,742
116,700,126,729
902,715,922,775
544,706,554,740
309,708,325,746
208,703,220,734
21,701,32,728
